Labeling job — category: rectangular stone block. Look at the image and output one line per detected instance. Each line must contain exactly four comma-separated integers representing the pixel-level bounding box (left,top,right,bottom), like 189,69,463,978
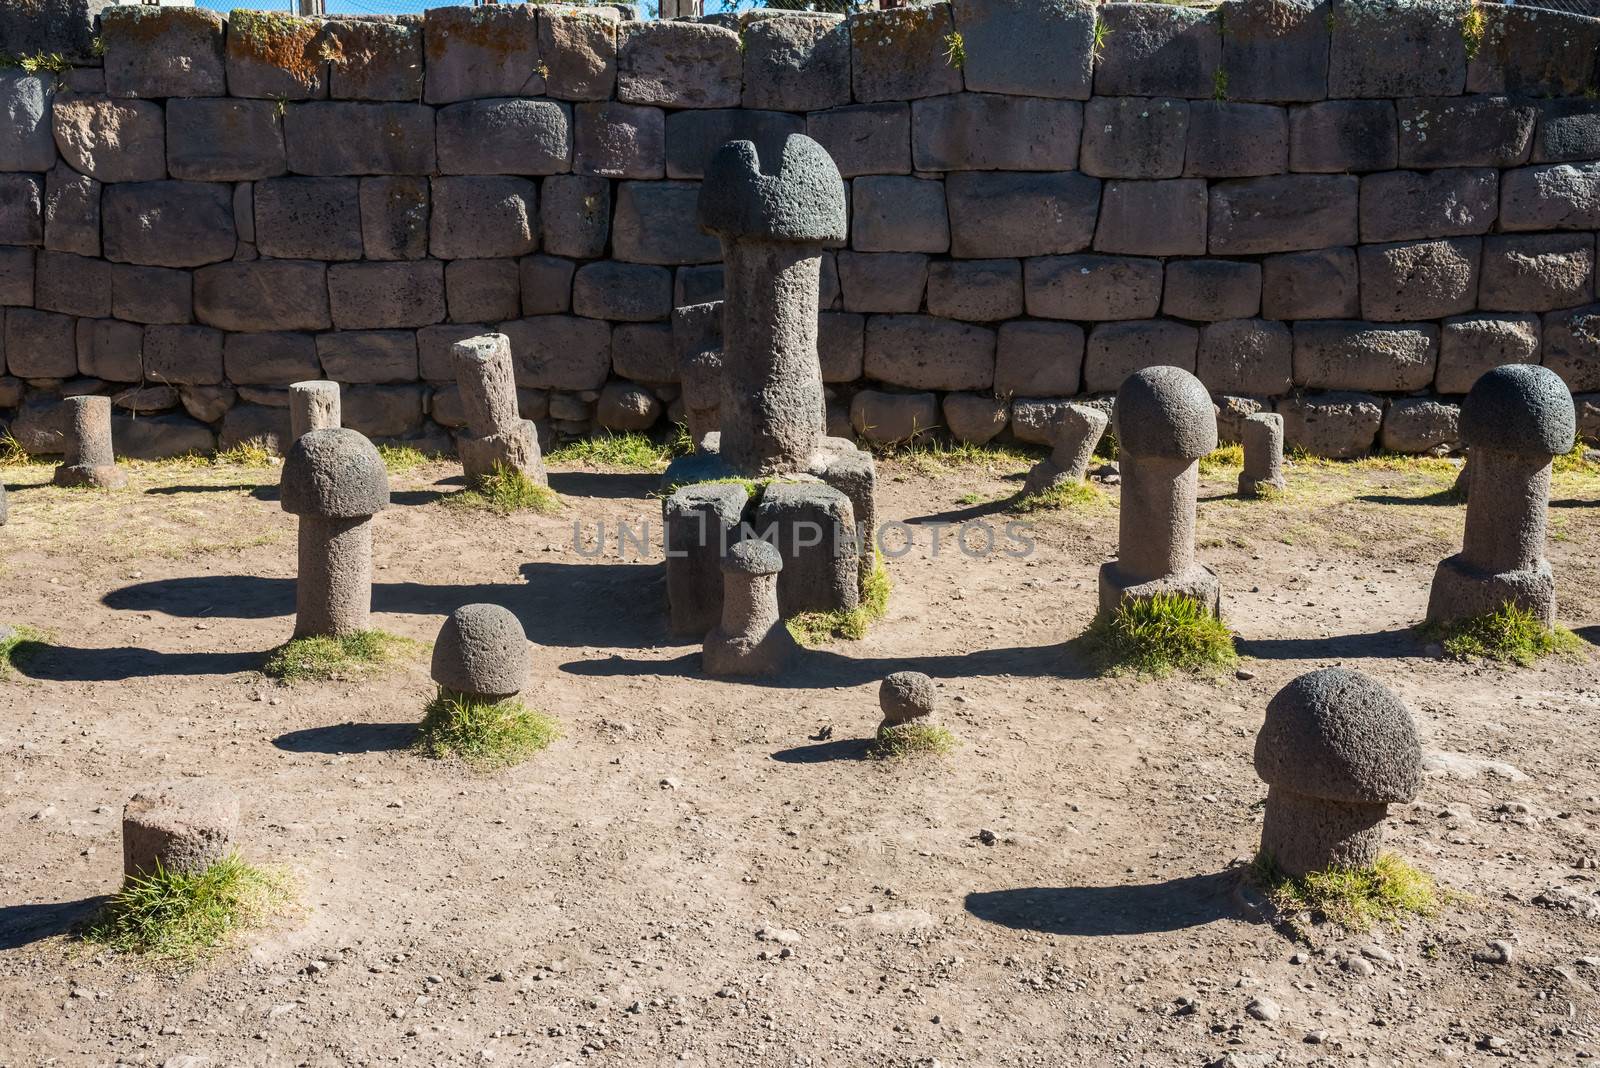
1436,313,1540,394
617,21,741,109
0,174,42,246
103,181,236,269
837,251,927,314
1358,238,1480,322
539,174,610,260
1542,303,1600,392
418,322,486,381
849,5,964,103
194,260,330,333
359,176,429,262
52,96,165,184
863,314,995,390
1292,319,1439,390
1025,254,1162,321
612,321,675,383
1279,389,1383,458
574,101,665,180
946,171,1100,259
612,181,721,266
165,99,286,182
43,163,99,257
1380,396,1459,453
5,307,75,377
520,254,576,317
926,259,1023,322
101,7,226,99
572,261,672,322
316,330,419,384
2,72,58,173
675,265,724,308
328,261,446,330
110,264,191,325
254,177,363,262
665,483,749,637
1500,163,1600,232
851,176,949,254
1357,167,1498,243
143,324,224,386
951,0,1095,99
665,109,804,180
1288,100,1397,174
806,103,911,178
820,310,865,382
445,259,521,324
1079,96,1187,179
343,383,426,439
1184,102,1287,178
1163,260,1261,321
1094,178,1206,256
0,0,100,64
1084,319,1199,393
911,93,1081,171
423,6,543,104
1535,99,1600,165
35,249,110,318
437,98,573,176
1196,318,1292,395
1478,233,1595,314
223,331,321,386
326,17,425,102
743,14,851,112
500,315,612,390
1208,175,1357,255
428,176,537,260
994,319,1083,396
1220,0,1330,103
0,246,32,307
76,317,144,382
1093,4,1220,98
1396,96,1535,169
1327,0,1467,98
225,10,328,101
284,103,436,177
539,8,619,102
1467,6,1600,98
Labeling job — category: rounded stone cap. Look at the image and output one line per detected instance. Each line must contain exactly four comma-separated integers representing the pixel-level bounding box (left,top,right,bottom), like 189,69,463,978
724,538,784,576
1113,366,1219,461
280,428,390,518
1461,364,1576,456
698,134,847,244
879,671,935,725
1253,667,1421,805
431,603,530,698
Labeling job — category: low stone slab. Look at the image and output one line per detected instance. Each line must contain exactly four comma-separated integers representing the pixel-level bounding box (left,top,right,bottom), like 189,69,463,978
863,314,996,391
1292,320,1439,391
945,171,1100,258
1025,254,1163,321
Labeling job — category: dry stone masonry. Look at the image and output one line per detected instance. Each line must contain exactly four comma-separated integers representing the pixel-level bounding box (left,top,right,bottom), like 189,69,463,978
280,427,390,638
2,0,1600,460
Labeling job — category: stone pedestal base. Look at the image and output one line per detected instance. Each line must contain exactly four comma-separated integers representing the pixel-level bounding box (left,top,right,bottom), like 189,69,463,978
1259,784,1386,878
703,621,796,677
1426,554,1555,627
1022,459,1076,497
664,482,750,637
53,463,126,489
459,421,545,486
1238,472,1285,498
1096,561,1220,620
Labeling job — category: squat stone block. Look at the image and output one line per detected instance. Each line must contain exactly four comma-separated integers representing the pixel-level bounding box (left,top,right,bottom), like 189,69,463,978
519,254,576,316
254,177,363,262
836,251,927,314
1094,178,1207,257
952,0,1095,99
283,102,436,176
850,389,939,445
436,98,573,176
5,308,77,377
863,314,995,391
849,5,963,103
422,5,543,104
539,8,618,102
753,481,858,618
1358,167,1498,243
911,93,1082,172
225,332,321,387
122,779,239,880
194,261,330,333
500,315,612,391
1289,100,1397,174
1437,313,1540,394
1292,320,1439,392
1196,319,1293,396
1542,304,1600,392
54,394,125,489
995,320,1083,397
1380,396,1459,454
1499,163,1600,232
1083,320,1200,393
1262,248,1359,320
806,103,911,178
1279,389,1383,458
445,259,521,324
1184,102,1288,178
1239,411,1285,497
1209,175,1358,255
1093,3,1220,98
328,261,445,331
359,176,429,261
666,109,803,181
143,324,224,386
325,17,425,102
1080,96,1187,180
1221,0,1330,103
111,264,190,326
76,318,145,382
102,181,236,269
574,101,665,180
617,21,741,109
428,177,537,260
572,261,672,322
101,7,226,99
1396,96,1535,169
1358,238,1480,322
945,171,1100,258
316,330,418,384
52,96,165,183
925,259,1023,322
166,99,285,182
1162,260,1260,321
851,176,949,254
742,15,851,112
1327,0,1467,98
613,181,722,265
1478,233,1595,313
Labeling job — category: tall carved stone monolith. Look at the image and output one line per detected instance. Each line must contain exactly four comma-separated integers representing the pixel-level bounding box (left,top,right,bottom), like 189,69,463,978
280,428,390,638
1022,403,1109,496
290,380,341,441
452,333,546,486
1426,364,1575,627
1238,412,1285,498
672,300,724,452
703,539,796,678
53,395,126,489
1097,366,1220,618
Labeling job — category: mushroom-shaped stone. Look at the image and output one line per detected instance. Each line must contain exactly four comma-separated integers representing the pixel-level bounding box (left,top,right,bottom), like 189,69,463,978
698,134,847,244
280,428,390,638
703,538,796,677
1460,364,1576,456
431,603,529,700
122,778,241,880
879,671,935,727
1113,366,1218,462
1253,668,1421,877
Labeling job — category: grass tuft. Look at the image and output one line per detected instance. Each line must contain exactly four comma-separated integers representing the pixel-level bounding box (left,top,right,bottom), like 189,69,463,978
1419,602,1585,667
546,432,675,470
871,438,1039,477
1198,443,1245,474
211,439,277,468
376,443,434,475
1081,593,1238,677
415,689,561,769
1252,851,1439,933
870,721,957,760
83,854,291,961
0,624,46,678
446,465,562,516
1010,478,1102,514
787,551,891,645
0,431,32,466
1553,443,1600,476
263,630,417,683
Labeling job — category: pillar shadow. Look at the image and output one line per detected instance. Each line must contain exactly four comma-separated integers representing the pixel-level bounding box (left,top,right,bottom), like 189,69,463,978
144,483,267,496
1552,497,1599,509
390,488,448,506
272,722,416,754
0,897,106,950
902,498,1016,524
10,641,266,682
1573,625,1599,647
964,869,1242,936
1234,627,1421,661
547,471,664,501
1355,489,1462,506
769,737,873,763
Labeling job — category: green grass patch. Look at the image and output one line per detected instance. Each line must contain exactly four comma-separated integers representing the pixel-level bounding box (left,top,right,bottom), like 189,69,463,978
211,439,277,468
1081,593,1238,677
870,721,957,760
0,624,45,678
1252,851,1440,933
1287,447,1459,477
546,432,676,470
83,853,292,961
0,431,32,466
446,465,562,516
1198,443,1245,474
1010,478,1103,514
376,443,434,475
263,630,417,683
415,689,562,769
1554,443,1600,476
787,552,891,645
1419,602,1585,667
872,438,1039,477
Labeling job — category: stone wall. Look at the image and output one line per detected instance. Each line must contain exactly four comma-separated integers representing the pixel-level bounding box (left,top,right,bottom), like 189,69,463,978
2,0,1599,460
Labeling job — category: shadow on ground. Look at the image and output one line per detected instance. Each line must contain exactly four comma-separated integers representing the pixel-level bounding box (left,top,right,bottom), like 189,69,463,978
273,722,416,754
965,869,1242,936
547,470,663,501
769,737,874,763
1235,627,1421,661
11,642,266,682
0,897,105,950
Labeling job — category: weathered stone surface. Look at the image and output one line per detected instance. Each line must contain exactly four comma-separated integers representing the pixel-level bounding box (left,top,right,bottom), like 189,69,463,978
500,315,612,390
538,175,609,260
76,317,144,382
1437,313,1540,394
224,331,321,386
665,109,803,181
675,264,724,307
316,330,418,384
2,72,57,173
1288,100,1397,174
113,412,215,459
571,261,672,322
254,178,363,262
1025,254,1163,321
742,15,851,112
1292,320,1439,391
51,96,165,183
1358,238,1480,322
422,5,543,104
1197,318,1293,395
359,176,429,261
1381,396,1460,453
819,311,865,382
863,314,995,391
951,0,1095,99
143,324,224,386
1209,175,1358,255
945,171,1100,258
1396,96,1535,169
1079,96,1188,179
35,250,110,318
610,321,674,382
1083,320,1200,393
1262,247,1358,320
850,389,939,444
1534,99,1600,165
101,7,227,99
102,182,236,269
0,0,99,64
1094,3,1220,97
806,103,911,178
0,174,42,246
443,259,519,323
219,403,291,452
43,163,99,257
612,180,721,265
326,17,424,102
849,5,964,103
1163,259,1261,321
224,10,328,101
1500,163,1600,232
195,261,329,332
1184,102,1287,178
283,102,436,176
912,93,1082,171
994,319,1083,396
329,261,445,330
0,246,32,306
437,98,573,176
617,21,741,109
121,779,240,880
432,603,528,698
519,254,576,316
342,383,425,438
165,98,285,183
574,101,664,180
1471,4,1600,94
836,251,927,314
1357,167,1498,244
943,391,1009,443
925,259,1023,322
1094,178,1207,256
1221,0,1330,103
1542,304,1600,392
418,323,488,381
851,176,949,254
112,384,179,415
540,8,618,102
1478,233,1594,314
1279,390,1384,458
428,176,537,260
1327,0,1467,99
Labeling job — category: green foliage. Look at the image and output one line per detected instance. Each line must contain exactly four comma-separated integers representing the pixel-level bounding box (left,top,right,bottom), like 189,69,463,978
1198,443,1245,474
870,721,957,760
0,624,46,678
375,443,434,475
1420,603,1584,667
447,465,562,516
1461,1,1487,60
263,630,417,683
211,439,277,468
1553,442,1600,476
84,854,291,960
1091,20,1111,59
1252,852,1439,933
788,551,890,645
1010,478,1102,514
943,30,966,68
415,689,561,769
1081,593,1238,677
546,432,676,470
1212,67,1229,101
2,52,72,75
871,437,1040,476
0,431,32,466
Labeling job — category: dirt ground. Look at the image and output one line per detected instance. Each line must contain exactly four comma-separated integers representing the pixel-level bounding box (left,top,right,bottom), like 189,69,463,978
1,444,1598,1068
